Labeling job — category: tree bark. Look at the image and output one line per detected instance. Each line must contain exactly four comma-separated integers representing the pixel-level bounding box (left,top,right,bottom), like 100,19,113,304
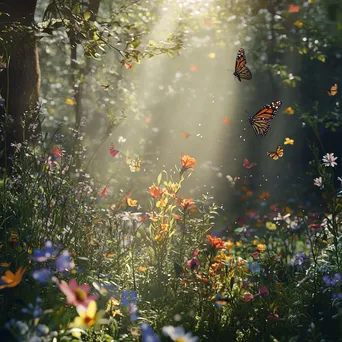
0,0,40,170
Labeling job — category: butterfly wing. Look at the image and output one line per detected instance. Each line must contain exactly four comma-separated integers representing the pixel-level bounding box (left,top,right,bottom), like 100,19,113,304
328,84,338,96
276,145,284,158
249,101,282,137
234,48,252,82
267,152,279,160
267,145,283,160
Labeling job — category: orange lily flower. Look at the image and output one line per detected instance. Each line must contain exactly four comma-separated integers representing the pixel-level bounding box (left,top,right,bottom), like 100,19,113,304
206,235,225,249
148,185,165,198
180,154,196,170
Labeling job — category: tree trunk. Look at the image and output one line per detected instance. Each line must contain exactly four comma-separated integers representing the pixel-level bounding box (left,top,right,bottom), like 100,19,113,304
0,0,40,171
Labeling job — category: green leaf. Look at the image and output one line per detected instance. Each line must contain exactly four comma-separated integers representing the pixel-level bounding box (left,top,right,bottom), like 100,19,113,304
157,172,162,185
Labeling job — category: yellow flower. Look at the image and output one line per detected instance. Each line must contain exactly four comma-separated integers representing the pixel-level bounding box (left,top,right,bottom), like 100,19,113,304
208,52,216,59
294,20,303,28
156,197,168,208
235,241,242,247
284,137,294,145
65,98,77,105
266,221,277,231
127,198,137,207
308,0,316,3
138,266,147,272
164,181,180,194
285,107,294,115
224,240,234,250
71,301,106,329
0,266,26,290
256,244,267,252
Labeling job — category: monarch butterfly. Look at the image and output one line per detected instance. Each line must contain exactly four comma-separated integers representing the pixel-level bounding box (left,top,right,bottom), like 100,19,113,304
233,48,252,82
328,84,338,96
126,156,141,172
267,145,284,160
249,101,282,137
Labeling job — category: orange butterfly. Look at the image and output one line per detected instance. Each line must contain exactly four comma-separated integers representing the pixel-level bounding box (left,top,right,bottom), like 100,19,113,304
180,132,190,139
267,145,284,160
328,84,338,96
249,101,282,137
233,48,252,82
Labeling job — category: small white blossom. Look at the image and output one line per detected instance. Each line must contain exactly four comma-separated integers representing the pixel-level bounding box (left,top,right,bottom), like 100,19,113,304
313,177,323,189
322,153,337,167
162,326,198,342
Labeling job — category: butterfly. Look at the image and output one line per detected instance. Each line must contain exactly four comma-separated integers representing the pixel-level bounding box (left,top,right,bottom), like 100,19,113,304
108,143,119,157
267,145,284,160
243,158,256,169
126,156,141,172
249,101,282,137
233,48,252,82
328,84,338,96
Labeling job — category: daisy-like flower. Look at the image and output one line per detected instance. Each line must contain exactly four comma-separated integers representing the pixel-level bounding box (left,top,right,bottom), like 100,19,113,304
0,266,26,289
162,325,198,342
313,177,323,189
58,279,98,308
322,153,337,167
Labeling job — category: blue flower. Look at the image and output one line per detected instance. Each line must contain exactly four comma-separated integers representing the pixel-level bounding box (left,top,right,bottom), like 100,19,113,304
140,323,161,342
121,290,138,322
291,253,309,270
56,250,74,272
32,268,51,283
248,261,261,274
32,241,54,262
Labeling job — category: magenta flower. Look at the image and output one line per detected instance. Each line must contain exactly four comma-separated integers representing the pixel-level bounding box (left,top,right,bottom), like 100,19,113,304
258,285,269,297
58,279,98,308
243,292,254,302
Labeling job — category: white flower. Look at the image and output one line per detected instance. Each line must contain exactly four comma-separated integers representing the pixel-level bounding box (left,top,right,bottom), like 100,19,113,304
322,153,337,167
162,326,198,342
313,177,323,189
118,136,126,144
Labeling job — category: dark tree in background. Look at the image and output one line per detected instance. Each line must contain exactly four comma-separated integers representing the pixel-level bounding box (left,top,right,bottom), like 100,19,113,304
0,0,40,169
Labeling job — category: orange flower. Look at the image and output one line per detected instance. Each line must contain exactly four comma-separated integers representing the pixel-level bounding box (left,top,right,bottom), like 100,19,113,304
259,192,270,200
224,240,234,250
206,235,225,249
256,244,267,252
160,224,168,233
180,198,194,211
0,266,26,290
127,198,137,207
180,154,196,170
148,185,165,198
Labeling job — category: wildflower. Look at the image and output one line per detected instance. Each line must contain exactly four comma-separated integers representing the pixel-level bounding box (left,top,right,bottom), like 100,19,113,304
58,279,98,308
186,258,199,271
259,192,270,200
32,241,54,262
56,250,75,272
33,268,51,283
140,323,161,342
180,198,194,211
284,137,294,145
294,20,303,28
149,185,165,198
243,292,254,302
71,300,106,329
65,98,76,105
108,143,119,157
266,313,279,320
322,273,342,287
180,154,196,171
100,186,109,197
127,198,137,207
322,153,337,167
313,177,323,189
124,62,132,69
256,244,267,252
259,285,269,297
225,240,234,250
0,266,26,289
288,4,300,12
248,262,261,274
206,235,225,249
266,221,277,231
285,106,294,115
121,290,138,322
51,146,62,158
162,325,198,342
291,253,309,270
138,266,147,272
156,198,168,208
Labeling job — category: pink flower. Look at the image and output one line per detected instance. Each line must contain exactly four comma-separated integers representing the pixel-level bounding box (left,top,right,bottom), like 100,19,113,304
322,153,337,167
243,292,254,302
108,144,119,157
266,313,279,320
259,285,269,297
186,258,199,271
192,249,200,257
58,279,98,308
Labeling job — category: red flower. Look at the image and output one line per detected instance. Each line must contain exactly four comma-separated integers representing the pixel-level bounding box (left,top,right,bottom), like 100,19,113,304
124,62,132,69
101,186,109,197
288,4,300,13
51,146,62,158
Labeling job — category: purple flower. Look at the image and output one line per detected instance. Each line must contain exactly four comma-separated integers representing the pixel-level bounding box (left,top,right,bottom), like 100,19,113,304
32,268,51,283
140,323,161,342
121,290,138,322
33,241,54,262
56,250,74,272
186,258,199,271
291,253,309,270
323,273,342,287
